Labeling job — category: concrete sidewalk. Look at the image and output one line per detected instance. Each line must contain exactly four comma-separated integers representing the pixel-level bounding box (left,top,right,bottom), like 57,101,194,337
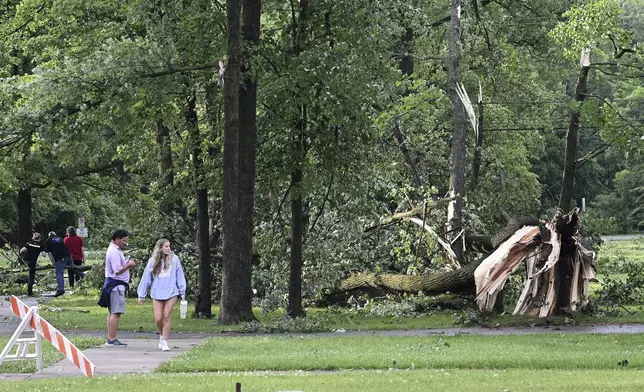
30,337,205,379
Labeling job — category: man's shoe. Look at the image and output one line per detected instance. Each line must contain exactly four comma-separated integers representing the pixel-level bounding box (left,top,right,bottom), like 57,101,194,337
105,339,127,347
53,290,65,297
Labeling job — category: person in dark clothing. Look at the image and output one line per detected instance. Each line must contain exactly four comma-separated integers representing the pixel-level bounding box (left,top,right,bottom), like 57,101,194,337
20,233,45,296
64,226,85,287
45,231,73,297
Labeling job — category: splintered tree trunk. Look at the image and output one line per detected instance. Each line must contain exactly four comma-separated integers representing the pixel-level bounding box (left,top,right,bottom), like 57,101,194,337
18,187,32,244
445,0,467,262
471,98,484,191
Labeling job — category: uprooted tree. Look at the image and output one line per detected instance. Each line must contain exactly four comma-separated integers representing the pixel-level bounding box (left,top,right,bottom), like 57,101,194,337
337,207,595,317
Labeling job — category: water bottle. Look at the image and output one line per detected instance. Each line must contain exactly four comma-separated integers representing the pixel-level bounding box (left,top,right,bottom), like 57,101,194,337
180,299,188,319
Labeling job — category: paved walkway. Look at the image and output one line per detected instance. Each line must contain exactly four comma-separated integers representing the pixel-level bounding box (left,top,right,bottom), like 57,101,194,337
0,296,208,379
1,337,204,380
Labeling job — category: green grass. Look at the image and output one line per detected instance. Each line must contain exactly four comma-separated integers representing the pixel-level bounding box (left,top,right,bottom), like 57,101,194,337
38,294,644,333
39,296,460,332
1,369,644,392
0,336,103,373
599,239,644,266
158,334,644,373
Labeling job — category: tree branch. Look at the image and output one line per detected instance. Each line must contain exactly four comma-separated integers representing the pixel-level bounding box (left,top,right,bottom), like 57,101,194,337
304,171,335,243
141,63,219,78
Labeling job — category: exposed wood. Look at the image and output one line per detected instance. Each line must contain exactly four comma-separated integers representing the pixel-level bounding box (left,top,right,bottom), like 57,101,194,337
364,197,456,233
475,209,596,317
407,217,459,267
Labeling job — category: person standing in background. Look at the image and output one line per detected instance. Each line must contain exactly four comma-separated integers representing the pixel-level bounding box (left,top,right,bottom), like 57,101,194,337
45,231,73,297
20,233,45,296
98,229,136,347
64,226,85,288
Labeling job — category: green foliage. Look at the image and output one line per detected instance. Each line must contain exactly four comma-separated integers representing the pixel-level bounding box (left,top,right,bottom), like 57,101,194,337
549,0,632,60
594,260,644,312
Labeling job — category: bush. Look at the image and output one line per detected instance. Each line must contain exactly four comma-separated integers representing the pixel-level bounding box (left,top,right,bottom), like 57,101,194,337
594,260,644,313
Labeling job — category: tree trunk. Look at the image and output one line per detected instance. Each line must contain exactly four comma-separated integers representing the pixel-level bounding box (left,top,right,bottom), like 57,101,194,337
18,187,32,244
185,94,212,318
445,0,468,262
220,0,259,324
289,137,305,317
286,0,308,319
560,62,591,213
339,260,481,295
155,119,174,215
392,27,422,188
238,0,261,320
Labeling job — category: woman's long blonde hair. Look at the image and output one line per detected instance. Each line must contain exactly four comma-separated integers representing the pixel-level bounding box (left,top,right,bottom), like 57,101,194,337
150,238,172,276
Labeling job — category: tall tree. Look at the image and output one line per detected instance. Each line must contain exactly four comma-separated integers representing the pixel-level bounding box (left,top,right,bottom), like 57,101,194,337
287,0,309,318
219,0,260,324
185,92,213,318
445,0,468,261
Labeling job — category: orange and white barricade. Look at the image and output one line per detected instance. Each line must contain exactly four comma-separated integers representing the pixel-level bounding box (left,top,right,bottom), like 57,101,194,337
0,295,96,377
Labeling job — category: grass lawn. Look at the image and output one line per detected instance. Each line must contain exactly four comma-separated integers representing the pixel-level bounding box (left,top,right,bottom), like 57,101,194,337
1,369,644,392
0,336,103,373
38,295,644,333
158,333,644,373
599,239,644,265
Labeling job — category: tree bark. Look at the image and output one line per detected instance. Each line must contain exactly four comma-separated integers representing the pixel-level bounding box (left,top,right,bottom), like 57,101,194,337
445,0,468,262
559,63,591,213
238,0,261,320
339,260,480,295
18,187,32,244
155,119,174,215
220,0,260,324
289,127,305,317
220,0,245,324
185,94,212,318
287,0,309,318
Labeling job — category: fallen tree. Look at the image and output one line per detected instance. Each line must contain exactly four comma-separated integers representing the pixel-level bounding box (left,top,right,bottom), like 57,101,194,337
337,209,595,317
4,264,93,284
339,215,542,296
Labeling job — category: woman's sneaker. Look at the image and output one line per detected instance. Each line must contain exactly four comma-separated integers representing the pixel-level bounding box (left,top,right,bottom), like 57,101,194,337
106,338,127,347
160,340,170,351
